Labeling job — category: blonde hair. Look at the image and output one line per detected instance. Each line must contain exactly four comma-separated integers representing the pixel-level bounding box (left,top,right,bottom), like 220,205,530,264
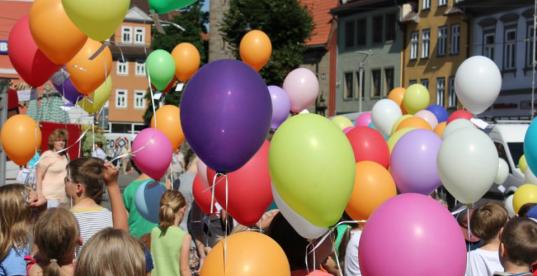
48,128,68,150
74,228,145,276
159,190,186,232
33,208,79,276
0,184,30,261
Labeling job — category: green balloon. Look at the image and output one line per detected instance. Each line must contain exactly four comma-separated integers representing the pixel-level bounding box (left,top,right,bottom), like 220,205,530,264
146,49,176,91
149,0,197,14
269,113,356,227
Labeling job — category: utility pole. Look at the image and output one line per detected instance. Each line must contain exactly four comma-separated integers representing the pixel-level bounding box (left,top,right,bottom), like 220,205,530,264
0,79,9,186
357,50,373,112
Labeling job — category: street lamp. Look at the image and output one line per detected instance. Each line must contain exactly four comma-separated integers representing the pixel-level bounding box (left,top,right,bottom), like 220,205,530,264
356,50,373,112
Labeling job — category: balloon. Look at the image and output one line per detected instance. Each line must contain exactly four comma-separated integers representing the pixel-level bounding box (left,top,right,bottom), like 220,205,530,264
513,184,537,213
51,70,84,104
359,194,466,276
387,87,406,106
343,127,353,134
171,43,200,82
403,84,430,114
524,119,537,176
77,75,112,114
132,128,173,180
240,30,272,71
427,104,449,122
268,86,291,130
283,68,319,113
415,110,439,129
192,175,215,215
272,187,328,239
66,39,112,94
181,60,272,173
520,155,529,174
455,56,502,114
438,128,498,204
387,128,415,152
331,116,353,130
62,0,130,41
355,112,371,127
371,99,402,136
134,180,166,223
395,116,432,132
390,114,413,134
442,119,475,139
525,169,537,185
30,0,87,65
495,158,509,185
149,0,197,14
0,115,42,166
346,127,390,168
207,141,272,226
390,130,442,194
150,105,184,149
200,231,290,276
197,159,209,186
434,122,447,137
270,114,355,227
8,16,60,87
346,161,397,220
307,271,332,276
146,50,176,91
527,205,537,219
505,194,516,217
447,109,473,123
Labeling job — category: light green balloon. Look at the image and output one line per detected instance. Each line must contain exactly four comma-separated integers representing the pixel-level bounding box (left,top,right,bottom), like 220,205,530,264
269,113,356,227
403,84,430,114
78,75,112,114
331,115,353,130
146,49,176,91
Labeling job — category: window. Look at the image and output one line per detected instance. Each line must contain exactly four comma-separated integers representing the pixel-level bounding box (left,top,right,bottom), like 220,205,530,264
409,79,418,85
344,72,354,99
121,26,132,43
423,0,431,10
527,24,535,67
115,89,127,108
504,27,517,70
117,61,128,76
448,77,457,107
438,0,447,6
355,71,365,98
345,21,355,48
135,62,146,76
134,90,145,109
134,27,145,44
385,14,397,41
384,68,394,94
410,32,419,60
421,29,430,58
436,77,445,106
373,16,384,43
451,25,461,55
484,31,495,60
371,69,382,98
437,26,448,56
421,79,429,90
356,19,367,46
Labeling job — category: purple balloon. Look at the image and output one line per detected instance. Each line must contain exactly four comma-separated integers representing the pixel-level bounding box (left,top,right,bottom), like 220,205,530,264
51,70,83,104
180,60,272,173
268,85,290,129
132,128,173,180
426,104,449,122
390,129,442,194
359,194,466,276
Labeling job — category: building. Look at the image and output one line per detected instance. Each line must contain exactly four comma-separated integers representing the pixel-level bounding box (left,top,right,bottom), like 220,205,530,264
332,0,404,114
402,0,467,110
208,0,233,61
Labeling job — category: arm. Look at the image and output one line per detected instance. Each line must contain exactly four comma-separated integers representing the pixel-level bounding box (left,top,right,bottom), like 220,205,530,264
103,162,129,231
180,234,192,276
30,156,48,208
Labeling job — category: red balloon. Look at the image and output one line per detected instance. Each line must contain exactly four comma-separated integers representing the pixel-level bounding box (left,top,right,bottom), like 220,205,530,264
447,110,473,124
193,174,216,215
346,126,390,168
207,141,272,226
8,16,60,87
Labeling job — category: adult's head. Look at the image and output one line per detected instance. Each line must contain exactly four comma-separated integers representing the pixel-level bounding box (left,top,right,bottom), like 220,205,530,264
48,128,68,153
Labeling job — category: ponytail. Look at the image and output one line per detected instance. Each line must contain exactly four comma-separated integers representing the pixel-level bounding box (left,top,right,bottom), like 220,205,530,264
43,259,61,276
158,190,186,233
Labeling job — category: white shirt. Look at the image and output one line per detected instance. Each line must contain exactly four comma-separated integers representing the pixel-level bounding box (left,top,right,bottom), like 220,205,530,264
466,248,504,276
345,229,362,276
91,147,107,160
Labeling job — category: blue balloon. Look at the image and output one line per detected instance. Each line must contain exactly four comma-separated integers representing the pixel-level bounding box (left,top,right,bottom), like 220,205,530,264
525,118,537,176
527,205,537,219
426,104,449,122
135,180,166,223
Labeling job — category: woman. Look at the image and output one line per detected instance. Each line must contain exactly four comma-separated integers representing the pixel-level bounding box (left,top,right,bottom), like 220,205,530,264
36,129,69,208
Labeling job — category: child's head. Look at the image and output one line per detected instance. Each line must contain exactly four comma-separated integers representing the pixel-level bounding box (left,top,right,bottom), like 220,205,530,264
159,190,186,232
65,157,105,204
471,202,508,243
33,208,79,275
0,184,31,261
499,217,537,268
74,228,145,276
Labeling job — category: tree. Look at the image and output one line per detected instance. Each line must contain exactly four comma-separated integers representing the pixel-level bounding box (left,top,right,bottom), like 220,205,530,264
221,0,313,85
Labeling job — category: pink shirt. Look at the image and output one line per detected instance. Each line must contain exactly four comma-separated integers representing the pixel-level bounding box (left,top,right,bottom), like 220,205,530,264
39,150,68,202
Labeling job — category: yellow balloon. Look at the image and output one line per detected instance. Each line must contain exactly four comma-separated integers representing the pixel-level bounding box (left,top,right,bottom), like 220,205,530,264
391,114,413,134
331,116,353,130
513,184,537,213
520,155,528,174
78,75,112,114
387,128,416,152
403,84,430,114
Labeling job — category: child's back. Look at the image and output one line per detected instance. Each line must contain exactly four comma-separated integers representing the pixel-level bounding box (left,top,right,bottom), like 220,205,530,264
151,225,186,276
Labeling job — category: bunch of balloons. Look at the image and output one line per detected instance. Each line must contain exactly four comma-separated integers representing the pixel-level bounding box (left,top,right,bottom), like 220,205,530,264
147,43,201,92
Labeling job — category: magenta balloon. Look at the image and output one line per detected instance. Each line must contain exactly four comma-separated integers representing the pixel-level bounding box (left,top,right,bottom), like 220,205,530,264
390,129,442,194
359,193,466,276
355,112,372,127
132,128,173,180
268,85,291,129
343,127,353,134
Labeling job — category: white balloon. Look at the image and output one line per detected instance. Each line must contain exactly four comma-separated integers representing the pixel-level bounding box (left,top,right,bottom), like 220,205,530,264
495,158,509,185
371,99,402,136
504,194,516,217
438,128,499,204
525,168,537,184
272,186,328,239
442,119,475,139
455,56,502,114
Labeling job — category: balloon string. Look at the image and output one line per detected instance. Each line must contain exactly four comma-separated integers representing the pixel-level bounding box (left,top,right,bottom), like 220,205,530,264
209,173,219,215
146,71,158,129
91,121,95,157
224,174,229,275
108,136,152,166
308,220,365,255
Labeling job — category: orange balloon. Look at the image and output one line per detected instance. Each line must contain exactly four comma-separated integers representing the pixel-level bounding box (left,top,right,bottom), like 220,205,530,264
66,39,112,95
395,116,432,132
171,43,200,82
387,87,406,107
30,0,87,65
434,122,447,137
200,232,290,276
239,30,272,71
0,115,42,166
346,161,397,220
150,105,184,149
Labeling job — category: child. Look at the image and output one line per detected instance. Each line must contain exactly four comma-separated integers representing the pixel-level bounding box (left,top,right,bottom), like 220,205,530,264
151,190,192,276
27,208,80,276
492,217,537,276
466,202,509,276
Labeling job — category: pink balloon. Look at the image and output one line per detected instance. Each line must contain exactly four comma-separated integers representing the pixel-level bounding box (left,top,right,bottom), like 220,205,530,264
415,110,439,129
343,127,353,134
359,193,466,276
283,68,319,113
132,128,172,180
196,159,209,186
307,270,332,276
355,112,372,127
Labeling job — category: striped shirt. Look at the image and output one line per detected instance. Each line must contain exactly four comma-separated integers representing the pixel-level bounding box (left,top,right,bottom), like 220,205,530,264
72,206,113,254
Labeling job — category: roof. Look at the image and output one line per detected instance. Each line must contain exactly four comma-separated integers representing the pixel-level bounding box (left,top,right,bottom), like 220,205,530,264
0,0,32,79
300,0,338,46
124,6,153,23
331,0,398,15
456,0,532,15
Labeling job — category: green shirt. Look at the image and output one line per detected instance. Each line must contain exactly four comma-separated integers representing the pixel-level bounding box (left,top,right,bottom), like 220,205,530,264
151,226,186,276
122,179,158,238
